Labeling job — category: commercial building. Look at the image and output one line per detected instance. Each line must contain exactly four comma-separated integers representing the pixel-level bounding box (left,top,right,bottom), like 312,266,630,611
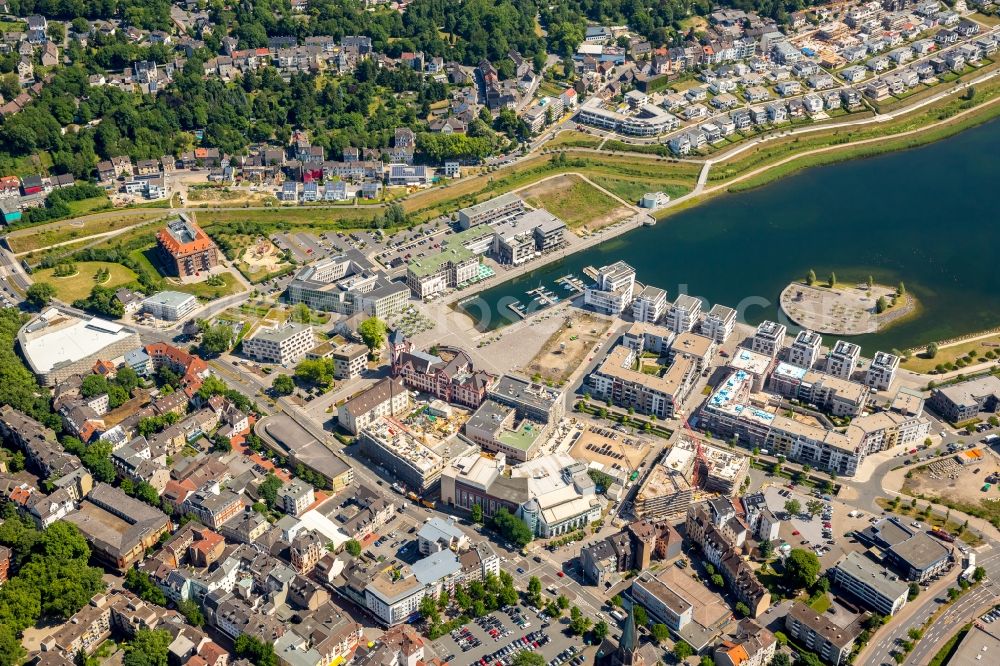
337,377,409,435
18,307,141,385
390,339,494,408
727,349,775,392
405,225,493,299
589,345,697,419
826,340,861,379
580,519,681,586
487,374,564,424
358,417,444,493
242,322,315,365
788,329,822,369
440,452,601,538
749,320,786,358
784,602,864,665
286,254,409,318
141,291,197,321
831,552,909,616
629,566,733,651
584,261,636,315
855,517,954,582
665,294,703,334
464,400,547,463
491,209,566,265
701,304,736,343
866,351,900,391
946,622,1000,666
64,483,171,572
929,375,1000,423
156,216,219,278
308,339,368,379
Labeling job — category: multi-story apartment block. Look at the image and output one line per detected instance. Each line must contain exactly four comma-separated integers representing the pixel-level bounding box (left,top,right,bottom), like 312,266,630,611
866,351,900,391
141,291,197,321
788,329,822,369
665,294,703,333
278,479,315,516
156,216,219,278
701,304,737,343
749,320,786,358
784,602,864,665
714,620,777,666
584,261,637,315
826,340,861,379
632,285,667,323
769,364,871,418
457,192,525,229
242,322,314,365
358,417,444,493
337,377,410,435
589,345,697,419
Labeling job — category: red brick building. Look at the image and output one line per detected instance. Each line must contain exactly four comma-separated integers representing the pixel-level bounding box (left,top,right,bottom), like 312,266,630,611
156,216,220,278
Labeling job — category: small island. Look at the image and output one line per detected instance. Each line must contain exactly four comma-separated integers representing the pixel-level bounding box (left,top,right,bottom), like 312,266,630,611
779,271,916,336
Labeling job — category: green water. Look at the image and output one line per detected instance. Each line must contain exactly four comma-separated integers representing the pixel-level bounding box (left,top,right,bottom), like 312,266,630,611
461,118,1000,354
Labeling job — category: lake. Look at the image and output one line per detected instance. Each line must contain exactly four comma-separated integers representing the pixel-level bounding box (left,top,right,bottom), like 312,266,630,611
461,117,1000,354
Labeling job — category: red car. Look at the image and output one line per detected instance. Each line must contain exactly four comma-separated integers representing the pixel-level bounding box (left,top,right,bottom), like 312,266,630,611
792,530,800,536
557,571,565,577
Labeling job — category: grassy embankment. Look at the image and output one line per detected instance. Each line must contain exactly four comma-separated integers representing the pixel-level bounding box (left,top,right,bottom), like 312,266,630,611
32,261,137,301
6,210,168,254
901,333,1000,373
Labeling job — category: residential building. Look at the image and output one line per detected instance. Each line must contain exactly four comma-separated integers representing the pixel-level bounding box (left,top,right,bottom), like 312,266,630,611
156,216,220,278
749,320,786,358
580,519,681,586
789,330,822,369
665,295,703,334
584,261,637,315
589,345,697,419
831,552,908,616
337,377,410,435
632,286,667,323
866,351,900,391
242,323,315,365
826,340,861,379
417,517,469,555
701,304,736,343
182,487,244,531
457,193,525,229
279,479,315,516
784,602,864,665
769,364,870,418
713,620,777,666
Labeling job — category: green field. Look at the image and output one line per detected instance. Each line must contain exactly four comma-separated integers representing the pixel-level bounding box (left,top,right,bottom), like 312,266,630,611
901,333,1000,373
33,261,138,302
67,196,113,216
5,211,166,254
165,271,245,300
521,175,627,229
547,131,601,149
588,175,691,205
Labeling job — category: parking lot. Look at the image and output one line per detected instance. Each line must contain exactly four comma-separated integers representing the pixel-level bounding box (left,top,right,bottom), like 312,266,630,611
430,604,588,666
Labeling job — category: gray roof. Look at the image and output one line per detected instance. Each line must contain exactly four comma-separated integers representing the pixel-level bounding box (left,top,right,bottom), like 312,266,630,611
889,532,951,572
834,552,908,601
417,517,465,545
411,549,461,584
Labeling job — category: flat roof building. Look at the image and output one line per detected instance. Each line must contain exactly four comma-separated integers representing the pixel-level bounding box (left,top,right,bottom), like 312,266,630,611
929,375,1000,423
784,602,864,665
457,192,525,229
749,320,786,358
826,340,861,380
665,294,703,334
584,261,636,315
831,552,909,616
789,329,822,369
866,351,900,391
18,307,141,385
141,291,197,321
337,377,409,435
701,304,736,343
242,322,314,365
287,253,409,319
358,417,444,493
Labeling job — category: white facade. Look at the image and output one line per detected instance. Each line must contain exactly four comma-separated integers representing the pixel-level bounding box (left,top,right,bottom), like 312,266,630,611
826,340,861,379
242,323,315,365
866,351,900,391
701,304,736,343
665,294,702,333
750,320,786,358
788,329,822,369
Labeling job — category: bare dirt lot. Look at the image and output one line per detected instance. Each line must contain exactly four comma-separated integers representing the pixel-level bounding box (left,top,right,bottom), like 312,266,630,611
903,449,1000,507
524,311,610,385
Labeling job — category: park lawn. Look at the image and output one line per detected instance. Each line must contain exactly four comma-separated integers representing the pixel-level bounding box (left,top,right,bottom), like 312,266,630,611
166,271,245,300
808,593,832,613
33,261,138,302
547,131,601,149
901,333,1000,373
5,210,166,254
520,175,626,229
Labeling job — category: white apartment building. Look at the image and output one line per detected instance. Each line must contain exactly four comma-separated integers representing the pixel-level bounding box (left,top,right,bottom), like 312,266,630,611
664,294,703,333
788,329,822,369
337,378,410,435
701,304,737,343
278,479,315,516
831,552,908,616
826,340,861,379
866,351,900,391
242,322,315,365
584,261,636,314
749,320,786,358
632,285,667,323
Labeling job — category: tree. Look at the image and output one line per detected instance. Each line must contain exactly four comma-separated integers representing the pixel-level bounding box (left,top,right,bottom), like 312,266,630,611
974,566,987,582
471,503,483,524
419,594,439,623
876,296,888,314
557,594,570,610
26,283,56,308
491,507,533,547
898,282,906,296
198,322,233,356
947,587,961,601
770,654,791,666
295,358,336,388
593,620,609,641
735,601,751,617
569,606,591,635
806,269,816,286
213,434,231,453
633,605,648,627
926,342,939,359
272,374,294,396
81,373,110,398
711,573,724,587
358,317,387,358
828,272,837,287
785,549,821,589
345,539,362,556
867,275,874,288
123,629,172,666
610,594,623,608
234,635,278,666
650,623,670,643
513,652,545,666
784,499,801,517
125,568,167,606
178,598,204,627
759,538,774,559
701,657,715,666
805,499,825,518
774,631,789,647
673,640,694,661
527,576,542,607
